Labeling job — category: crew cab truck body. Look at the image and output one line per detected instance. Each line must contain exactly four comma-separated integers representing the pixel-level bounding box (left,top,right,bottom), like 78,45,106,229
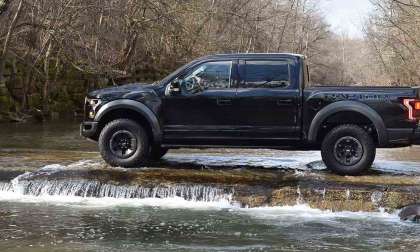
81,53,420,175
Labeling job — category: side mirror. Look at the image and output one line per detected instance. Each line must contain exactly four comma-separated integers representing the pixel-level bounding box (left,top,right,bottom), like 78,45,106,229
195,71,205,78
168,79,182,95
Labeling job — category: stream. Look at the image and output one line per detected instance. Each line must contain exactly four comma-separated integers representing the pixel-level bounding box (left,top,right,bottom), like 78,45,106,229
0,121,420,251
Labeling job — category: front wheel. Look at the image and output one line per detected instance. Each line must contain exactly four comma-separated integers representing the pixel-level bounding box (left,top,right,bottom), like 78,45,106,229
98,119,149,167
321,124,376,176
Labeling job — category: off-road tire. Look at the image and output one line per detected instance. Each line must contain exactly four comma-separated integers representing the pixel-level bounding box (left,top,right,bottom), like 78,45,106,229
98,119,149,167
321,124,376,176
149,146,169,161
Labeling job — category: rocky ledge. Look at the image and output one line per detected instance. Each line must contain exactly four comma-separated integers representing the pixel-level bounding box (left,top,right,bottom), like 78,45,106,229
1,150,419,213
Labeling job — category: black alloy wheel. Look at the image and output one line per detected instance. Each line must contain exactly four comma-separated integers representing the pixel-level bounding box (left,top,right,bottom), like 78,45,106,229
99,119,149,167
321,124,376,176
333,136,364,166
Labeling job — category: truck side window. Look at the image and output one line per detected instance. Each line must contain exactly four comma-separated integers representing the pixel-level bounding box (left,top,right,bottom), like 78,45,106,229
180,61,232,94
240,60,290,88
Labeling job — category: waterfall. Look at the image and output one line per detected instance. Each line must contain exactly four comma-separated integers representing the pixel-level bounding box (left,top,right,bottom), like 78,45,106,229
0,177,233,202
0,182,12,192
296,186,303,204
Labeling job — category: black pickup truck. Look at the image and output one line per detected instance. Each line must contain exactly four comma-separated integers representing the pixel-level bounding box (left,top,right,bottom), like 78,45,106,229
81,53,420,175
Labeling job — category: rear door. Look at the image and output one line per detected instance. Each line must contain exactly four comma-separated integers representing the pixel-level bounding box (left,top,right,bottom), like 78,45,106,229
234,59,300,141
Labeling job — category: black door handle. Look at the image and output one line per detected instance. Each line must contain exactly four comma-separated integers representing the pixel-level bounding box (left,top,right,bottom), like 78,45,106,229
277,99,293,105
217,98,232,106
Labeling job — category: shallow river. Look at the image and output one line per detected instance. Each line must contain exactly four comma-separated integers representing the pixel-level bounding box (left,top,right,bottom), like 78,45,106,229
0,121,420,251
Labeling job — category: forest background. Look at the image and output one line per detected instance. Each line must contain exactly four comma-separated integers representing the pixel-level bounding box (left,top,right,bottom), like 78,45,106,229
0,0,419,121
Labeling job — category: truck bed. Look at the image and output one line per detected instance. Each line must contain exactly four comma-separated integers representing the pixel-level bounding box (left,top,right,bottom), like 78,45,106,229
305,85,420,99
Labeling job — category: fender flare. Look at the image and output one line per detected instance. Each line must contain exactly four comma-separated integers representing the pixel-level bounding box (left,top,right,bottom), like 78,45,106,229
94,99,162,143
307,101,388,146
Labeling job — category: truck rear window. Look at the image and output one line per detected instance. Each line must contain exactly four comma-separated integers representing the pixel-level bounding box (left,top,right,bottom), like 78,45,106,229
240,60,290,88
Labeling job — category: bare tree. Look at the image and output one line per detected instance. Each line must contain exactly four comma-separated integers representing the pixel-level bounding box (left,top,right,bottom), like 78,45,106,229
0,0,343,117
365,0,420,85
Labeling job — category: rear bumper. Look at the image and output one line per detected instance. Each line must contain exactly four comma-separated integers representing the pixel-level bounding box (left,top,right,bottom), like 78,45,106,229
413,126,420,145
386,126,420,146
80,121,99,139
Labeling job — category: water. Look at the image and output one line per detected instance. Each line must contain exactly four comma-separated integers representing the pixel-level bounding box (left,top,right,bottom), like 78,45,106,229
0,192,418,251
1,121,420,251
0,173,418,252
3,170,233,203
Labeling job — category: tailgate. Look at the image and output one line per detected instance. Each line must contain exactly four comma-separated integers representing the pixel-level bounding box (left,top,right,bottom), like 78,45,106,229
412,86,420,145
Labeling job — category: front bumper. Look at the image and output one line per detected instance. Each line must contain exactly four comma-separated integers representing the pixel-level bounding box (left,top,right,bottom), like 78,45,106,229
80,121,99,139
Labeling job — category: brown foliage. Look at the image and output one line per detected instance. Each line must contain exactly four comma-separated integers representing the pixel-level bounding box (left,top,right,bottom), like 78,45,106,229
365,0,420,85
0,0,419,114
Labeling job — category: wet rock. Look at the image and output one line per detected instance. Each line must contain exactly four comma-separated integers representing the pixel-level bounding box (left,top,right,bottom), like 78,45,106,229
28,109,45,122
2,149,420,213
399,204,420,222
3,163,420,212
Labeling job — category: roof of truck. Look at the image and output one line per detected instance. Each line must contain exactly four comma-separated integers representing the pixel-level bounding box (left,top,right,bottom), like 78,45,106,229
201,53,305,60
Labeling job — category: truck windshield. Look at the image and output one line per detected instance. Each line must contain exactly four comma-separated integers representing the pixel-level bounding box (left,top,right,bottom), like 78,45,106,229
158,58,202,85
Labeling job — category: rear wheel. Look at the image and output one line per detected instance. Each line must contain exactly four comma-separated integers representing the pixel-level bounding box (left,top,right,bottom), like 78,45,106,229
321,124,376,175
98,119,149,167
149,146,169,161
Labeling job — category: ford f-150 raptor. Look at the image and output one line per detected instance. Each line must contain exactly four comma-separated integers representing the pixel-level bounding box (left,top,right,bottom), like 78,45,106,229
81,53,420,175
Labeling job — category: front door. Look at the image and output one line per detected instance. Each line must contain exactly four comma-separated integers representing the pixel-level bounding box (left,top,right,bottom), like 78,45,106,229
162,60,239,144
234,59,300,142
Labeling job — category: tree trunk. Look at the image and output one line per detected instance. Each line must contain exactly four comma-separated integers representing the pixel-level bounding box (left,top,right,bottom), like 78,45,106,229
42,42,52,114
0,0,24,84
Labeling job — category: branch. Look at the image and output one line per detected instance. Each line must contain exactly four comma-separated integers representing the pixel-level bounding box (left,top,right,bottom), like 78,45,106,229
392,0,420,8
2,0,24,56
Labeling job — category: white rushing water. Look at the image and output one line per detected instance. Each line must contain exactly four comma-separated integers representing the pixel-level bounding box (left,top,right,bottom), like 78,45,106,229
11,178,232,201
0,173,234,209
0,176,401,221
0,162,402,222
0,161,238,209
237,204,401,224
